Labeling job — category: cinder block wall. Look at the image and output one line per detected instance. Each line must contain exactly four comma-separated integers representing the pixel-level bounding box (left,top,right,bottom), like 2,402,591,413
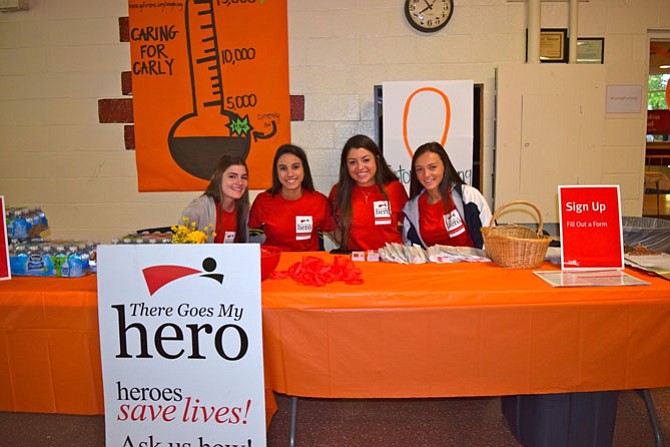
0,0,668,243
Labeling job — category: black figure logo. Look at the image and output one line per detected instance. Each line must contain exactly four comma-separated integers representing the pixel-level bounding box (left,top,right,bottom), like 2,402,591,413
200,257,224,283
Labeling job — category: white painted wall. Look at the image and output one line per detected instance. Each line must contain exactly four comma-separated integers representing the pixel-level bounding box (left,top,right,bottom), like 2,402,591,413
0,0,668,243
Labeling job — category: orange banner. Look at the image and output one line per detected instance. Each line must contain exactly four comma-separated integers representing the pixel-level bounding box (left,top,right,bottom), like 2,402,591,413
129,0,290,191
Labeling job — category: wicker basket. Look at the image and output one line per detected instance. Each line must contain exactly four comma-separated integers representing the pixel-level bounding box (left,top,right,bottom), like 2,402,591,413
481,201,552,268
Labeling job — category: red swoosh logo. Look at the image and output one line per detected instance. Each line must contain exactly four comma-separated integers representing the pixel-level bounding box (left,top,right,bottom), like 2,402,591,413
142,265,201,295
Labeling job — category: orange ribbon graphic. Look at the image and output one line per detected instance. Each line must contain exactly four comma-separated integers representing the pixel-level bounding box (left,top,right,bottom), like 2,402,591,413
402,87,451,158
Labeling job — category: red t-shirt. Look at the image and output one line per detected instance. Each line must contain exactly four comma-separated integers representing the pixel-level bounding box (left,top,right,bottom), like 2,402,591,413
418,193,474,248
249,190,336,251
329,181,408,251
214,205,238,243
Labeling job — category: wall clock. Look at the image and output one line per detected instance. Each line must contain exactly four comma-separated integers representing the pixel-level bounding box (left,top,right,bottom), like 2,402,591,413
404,0,454,33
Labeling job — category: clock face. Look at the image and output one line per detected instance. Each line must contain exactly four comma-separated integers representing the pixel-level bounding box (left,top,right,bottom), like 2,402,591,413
405,0,454,33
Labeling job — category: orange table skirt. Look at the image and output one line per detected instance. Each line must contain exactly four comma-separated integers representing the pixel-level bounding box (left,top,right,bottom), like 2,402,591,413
262,253,670,397
2,252,670,418
0,275,278,422
0,275,103,415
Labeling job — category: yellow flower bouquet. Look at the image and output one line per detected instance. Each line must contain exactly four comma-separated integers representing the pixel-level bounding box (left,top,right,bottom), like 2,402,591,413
171,217,215,244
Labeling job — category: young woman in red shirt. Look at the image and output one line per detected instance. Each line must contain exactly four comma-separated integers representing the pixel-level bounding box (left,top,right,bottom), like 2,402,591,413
249,144,336,251
402,142,492,249
329,134,408,252
179,155,250,243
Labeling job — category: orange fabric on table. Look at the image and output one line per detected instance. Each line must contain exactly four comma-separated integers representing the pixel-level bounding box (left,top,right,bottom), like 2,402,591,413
261,252,670,398
0,276,103,414
3,254,670,427
0,275,279,427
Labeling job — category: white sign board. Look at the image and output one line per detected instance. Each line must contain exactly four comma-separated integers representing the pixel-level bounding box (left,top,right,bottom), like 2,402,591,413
382,80,474,191
605,84,642,114
97,244,265,447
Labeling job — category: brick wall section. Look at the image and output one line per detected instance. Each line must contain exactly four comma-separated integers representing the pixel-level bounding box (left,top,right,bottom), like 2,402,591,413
124,125,135,151
121,71,132,95
290,95,305,121
119,16,129,42
98,98,133,123
99,16,304,150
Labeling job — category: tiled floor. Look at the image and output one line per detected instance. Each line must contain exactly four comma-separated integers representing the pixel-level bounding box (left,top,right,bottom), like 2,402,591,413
1,388,669,446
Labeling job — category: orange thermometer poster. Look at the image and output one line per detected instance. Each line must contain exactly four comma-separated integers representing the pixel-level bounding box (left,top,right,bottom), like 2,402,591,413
559,185,624,270
129,0,291,191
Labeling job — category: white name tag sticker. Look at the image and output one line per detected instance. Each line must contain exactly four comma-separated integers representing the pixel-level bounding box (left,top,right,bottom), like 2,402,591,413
295,216,313,241
444,209,465,237
373,201,391,225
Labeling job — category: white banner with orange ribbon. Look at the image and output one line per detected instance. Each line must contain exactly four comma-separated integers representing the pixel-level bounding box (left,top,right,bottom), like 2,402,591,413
382,80,474,191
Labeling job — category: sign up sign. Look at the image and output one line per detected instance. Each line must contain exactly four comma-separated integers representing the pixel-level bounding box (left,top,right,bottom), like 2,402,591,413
558,185,624,270
0,196,9,281
97,244,265,447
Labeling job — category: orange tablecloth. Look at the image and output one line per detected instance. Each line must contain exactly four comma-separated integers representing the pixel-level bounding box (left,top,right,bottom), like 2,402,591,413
2,252,670,417
263,253,670,397
0,276,102,414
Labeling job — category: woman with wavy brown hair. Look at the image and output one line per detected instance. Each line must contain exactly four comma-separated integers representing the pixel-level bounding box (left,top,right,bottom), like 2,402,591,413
329,134,408,251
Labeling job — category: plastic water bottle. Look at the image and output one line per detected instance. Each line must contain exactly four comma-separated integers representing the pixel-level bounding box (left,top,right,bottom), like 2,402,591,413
9,244,28,275
67,245,84,277
53,245,67,277
60,252,70,277
26,245,48,276
41,245,55,276
77,243,90,275
10,210,30,239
